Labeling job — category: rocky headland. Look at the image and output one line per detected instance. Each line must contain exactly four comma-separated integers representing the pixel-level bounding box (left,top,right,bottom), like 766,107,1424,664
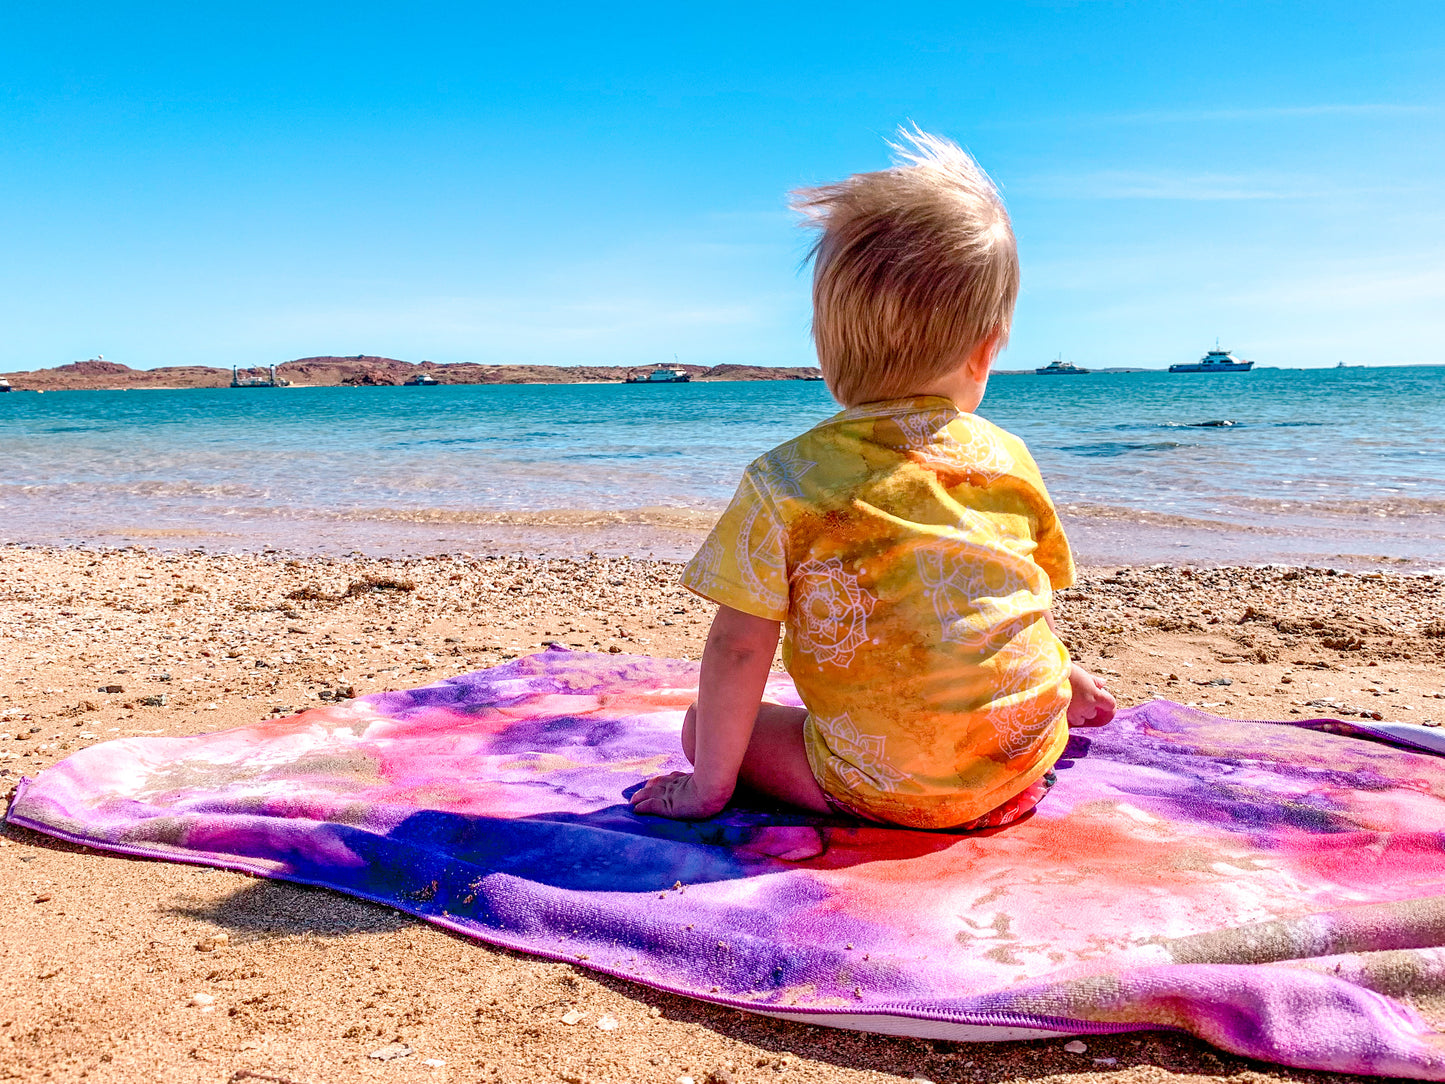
0,357,824,391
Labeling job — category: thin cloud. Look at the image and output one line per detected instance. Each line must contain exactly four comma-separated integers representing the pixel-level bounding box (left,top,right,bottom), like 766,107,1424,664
1097,103,1436,124
1224,266,1445,310
1019,170,1337,201
984,103,1437,134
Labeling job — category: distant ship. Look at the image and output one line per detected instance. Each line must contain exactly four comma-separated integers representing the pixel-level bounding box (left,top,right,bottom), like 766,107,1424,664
1169,346,1254,374
0,378,12,393
231,365,292,388
403,373,439,386
625,366,692,384
1035,358,1090,375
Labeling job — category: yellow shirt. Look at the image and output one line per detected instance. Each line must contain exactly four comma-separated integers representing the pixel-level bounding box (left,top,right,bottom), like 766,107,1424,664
681,396,1075,829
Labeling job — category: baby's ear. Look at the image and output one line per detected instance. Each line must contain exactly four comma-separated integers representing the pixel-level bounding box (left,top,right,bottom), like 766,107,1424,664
969,331,1004,379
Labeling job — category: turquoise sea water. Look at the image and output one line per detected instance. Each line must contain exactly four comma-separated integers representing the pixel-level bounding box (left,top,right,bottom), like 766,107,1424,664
1,366,1442,569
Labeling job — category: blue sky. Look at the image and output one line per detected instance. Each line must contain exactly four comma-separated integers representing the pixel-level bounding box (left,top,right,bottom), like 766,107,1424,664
1,2,1440,372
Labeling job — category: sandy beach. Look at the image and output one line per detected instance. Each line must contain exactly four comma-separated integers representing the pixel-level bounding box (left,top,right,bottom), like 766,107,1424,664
3,543,1444,1084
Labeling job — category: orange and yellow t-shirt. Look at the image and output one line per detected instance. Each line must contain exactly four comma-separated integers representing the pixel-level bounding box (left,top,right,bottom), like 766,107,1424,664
681,396,1075,829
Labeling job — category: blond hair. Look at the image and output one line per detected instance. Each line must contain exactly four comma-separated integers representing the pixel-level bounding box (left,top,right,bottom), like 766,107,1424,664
792,127,1019,406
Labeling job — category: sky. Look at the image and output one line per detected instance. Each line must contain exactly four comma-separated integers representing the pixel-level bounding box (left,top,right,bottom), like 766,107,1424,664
1,2,1441,372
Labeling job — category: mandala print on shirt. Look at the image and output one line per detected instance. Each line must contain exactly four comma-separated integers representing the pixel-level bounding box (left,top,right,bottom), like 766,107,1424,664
982,630,1063,759
915,541,1034,647
790,558,875,667
690,532,726,586
754,445,817,502
894,409,966,473
736,501,787,613
819,711,906,795
947,416,1017,483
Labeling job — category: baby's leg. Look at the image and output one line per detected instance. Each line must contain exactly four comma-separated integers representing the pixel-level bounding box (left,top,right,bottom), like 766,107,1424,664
1067,663,1117,727
682,702,832,814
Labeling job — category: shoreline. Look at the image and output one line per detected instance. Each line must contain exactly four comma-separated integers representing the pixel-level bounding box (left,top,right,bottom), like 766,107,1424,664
4,506,1440,573
2,544,1443,1082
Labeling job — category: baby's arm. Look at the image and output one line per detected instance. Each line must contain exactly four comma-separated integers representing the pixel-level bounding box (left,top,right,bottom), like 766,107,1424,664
629,605,781,819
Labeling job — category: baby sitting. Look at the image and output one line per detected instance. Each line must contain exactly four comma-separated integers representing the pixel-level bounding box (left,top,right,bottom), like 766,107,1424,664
631,128,1114,828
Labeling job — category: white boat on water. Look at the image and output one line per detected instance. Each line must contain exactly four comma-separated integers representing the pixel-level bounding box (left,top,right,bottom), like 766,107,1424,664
231,364,292,388
0,378,12,392
1169,346,1254,374
625,366,691,384
404,373,439,386
1035,358,1090,375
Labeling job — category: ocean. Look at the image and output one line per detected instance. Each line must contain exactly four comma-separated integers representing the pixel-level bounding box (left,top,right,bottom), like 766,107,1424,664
2,366,1442,570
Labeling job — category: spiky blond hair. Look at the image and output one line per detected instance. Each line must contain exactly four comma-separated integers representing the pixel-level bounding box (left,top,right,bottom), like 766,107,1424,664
792,127,1019,406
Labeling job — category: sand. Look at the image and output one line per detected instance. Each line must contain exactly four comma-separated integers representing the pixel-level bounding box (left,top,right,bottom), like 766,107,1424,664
2,543,1444,1084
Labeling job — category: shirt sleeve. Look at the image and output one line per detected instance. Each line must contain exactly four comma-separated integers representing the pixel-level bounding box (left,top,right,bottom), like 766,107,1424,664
1031,494,1075,591
1004,439,1075,591
681,470,790,621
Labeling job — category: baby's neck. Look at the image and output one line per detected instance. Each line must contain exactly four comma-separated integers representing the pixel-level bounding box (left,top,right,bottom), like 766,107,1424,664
909,371,986,414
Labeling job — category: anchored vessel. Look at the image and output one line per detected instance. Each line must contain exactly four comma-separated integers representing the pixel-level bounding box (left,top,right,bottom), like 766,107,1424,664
1169,347,1254,374
624,366,692,384
1035,358,1090,375
231,365,292,388
403,373,439,386
0,378,12,392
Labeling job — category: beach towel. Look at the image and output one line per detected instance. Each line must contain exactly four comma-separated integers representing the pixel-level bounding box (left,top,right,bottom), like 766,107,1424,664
9,648,1445,1078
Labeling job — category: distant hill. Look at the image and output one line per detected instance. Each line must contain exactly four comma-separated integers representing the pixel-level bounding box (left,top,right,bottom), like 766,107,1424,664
0,356,824,391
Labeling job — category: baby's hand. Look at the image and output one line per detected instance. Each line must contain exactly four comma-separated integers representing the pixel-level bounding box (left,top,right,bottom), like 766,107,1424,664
629,771,732,820
1067,663,1117,727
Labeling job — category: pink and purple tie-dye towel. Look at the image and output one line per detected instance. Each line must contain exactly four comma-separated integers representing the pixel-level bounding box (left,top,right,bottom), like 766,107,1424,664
10,648,1445,1078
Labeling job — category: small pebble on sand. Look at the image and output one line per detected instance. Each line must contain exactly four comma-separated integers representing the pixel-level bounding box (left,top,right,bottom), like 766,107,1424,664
1063,1041,1088,1054
369,1042,413,1061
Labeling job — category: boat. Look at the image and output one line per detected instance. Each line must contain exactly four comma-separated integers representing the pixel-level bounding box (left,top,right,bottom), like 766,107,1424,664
0,378,12,393
403,373,439,386
624,366,692,384
1035,358,1090,375
231,365,292,388
1169,345,1254,374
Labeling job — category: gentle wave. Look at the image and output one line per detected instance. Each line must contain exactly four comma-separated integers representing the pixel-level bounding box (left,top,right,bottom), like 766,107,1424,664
1228,496,1445,517
248,505,718,529
0,480,272,500
1108,420,1326,431
1056,441,1190,456
1059,503,1274,532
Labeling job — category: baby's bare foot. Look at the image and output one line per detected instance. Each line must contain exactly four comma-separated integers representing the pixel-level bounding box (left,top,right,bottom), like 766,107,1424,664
1068,663,1117,727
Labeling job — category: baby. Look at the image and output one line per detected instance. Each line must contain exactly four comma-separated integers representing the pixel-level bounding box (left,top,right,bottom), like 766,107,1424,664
630,129,1114,828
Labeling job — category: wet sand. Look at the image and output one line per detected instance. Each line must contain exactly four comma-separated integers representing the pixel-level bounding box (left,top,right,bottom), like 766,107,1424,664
2,544,1444,1084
